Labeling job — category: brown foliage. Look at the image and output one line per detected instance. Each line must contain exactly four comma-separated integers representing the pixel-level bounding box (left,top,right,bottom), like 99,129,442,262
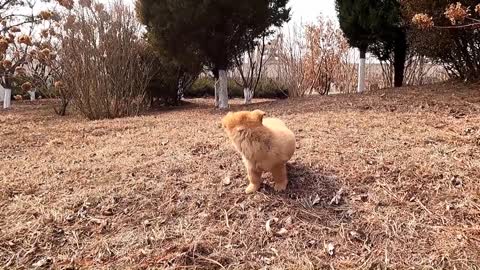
407,1,480,81
0,1,57,91
57,0,155,119
272,25,308,98
271,18,359,97
304,18,353,95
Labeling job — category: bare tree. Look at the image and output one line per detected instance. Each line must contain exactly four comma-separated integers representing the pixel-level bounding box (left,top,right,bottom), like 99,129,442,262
304,17,351,95
233,36,270,104
404,55,434,85
274,25,308,98
373,52,444,88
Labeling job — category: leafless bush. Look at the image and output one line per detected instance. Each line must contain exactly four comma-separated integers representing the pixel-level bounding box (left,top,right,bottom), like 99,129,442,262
368,53,448,89
58,0,154,120
273,24,308,98
233,36,269,104
271,19,359,96
304,18,353,95
404,55,449,85
332,50,358,94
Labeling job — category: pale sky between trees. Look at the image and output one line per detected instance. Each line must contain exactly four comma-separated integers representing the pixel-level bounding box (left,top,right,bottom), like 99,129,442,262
119,0,338,24
34,0,337,24
288,0,337,23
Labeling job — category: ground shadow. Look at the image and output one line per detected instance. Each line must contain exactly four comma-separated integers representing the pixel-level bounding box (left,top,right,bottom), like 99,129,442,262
263,161,341,208
146,99,212,114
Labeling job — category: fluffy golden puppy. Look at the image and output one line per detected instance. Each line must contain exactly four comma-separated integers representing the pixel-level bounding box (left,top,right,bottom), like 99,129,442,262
221,110,295,194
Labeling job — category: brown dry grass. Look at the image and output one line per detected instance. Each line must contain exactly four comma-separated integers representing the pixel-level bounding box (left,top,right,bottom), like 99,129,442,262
1,82,480,270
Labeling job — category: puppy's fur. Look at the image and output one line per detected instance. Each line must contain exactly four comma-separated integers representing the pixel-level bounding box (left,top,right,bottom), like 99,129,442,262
221,110,295,194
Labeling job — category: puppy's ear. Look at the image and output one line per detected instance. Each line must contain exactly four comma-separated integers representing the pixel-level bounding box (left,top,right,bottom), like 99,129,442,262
252,110,266,122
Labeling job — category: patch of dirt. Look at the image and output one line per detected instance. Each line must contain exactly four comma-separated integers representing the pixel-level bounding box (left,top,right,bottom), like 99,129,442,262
1,83,480,269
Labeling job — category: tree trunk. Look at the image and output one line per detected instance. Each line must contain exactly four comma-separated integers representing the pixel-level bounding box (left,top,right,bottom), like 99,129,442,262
214,80,219,107
29,90,36,101
244,87,253,104
357,48,366,93
213,68,219,107
54,99,69,116
0,85,4,102
393,31,407,88
217,69,229,109
3,88,11,109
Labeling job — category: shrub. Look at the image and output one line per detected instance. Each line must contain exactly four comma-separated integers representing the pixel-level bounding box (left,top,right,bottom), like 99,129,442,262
146,55,200,106
228,79,244,98
406,0,480,81
147,77,178,106
256,78,289,99
188,77,215,98
58,0,155,120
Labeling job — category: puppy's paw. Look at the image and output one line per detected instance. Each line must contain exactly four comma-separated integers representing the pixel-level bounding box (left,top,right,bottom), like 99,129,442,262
273,181,287,192
245,184,260,194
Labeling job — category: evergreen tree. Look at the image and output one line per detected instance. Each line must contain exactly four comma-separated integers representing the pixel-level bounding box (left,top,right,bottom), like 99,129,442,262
136,0,290,109
336,0,407,89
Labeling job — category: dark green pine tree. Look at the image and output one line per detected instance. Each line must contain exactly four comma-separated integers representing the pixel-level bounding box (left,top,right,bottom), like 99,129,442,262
336,0,407,89
136,0,291,109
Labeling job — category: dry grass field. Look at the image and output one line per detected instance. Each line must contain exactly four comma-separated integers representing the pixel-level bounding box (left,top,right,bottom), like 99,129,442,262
1,82,480,269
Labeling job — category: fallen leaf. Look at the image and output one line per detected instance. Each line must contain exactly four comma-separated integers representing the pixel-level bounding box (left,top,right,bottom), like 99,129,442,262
222,175,231,186
90,217,105,225
349,230,366,242
265,218,279,234
276,228,288,236
260,257,272,265
49,139,64,146
311,194,321,206
32,257,51,268
446,203,453,211
285,216,293,226
329,188,344,205
325,242,335,256
102,208,114,216
451,176,463,187
360,193,368,201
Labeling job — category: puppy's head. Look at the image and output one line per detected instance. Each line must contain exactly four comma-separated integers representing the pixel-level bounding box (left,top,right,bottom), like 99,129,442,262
221,110,266,135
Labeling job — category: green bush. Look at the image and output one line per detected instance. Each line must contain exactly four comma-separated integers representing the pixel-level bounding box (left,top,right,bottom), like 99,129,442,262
187,77,215,98
145,50,201,107
186,77,288,99
228,79,244,98
256,78,289,99
147,77,179,106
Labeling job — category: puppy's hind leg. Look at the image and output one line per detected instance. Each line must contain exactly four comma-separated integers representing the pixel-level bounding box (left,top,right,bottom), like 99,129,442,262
272,163,288,192
245,162,262,194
